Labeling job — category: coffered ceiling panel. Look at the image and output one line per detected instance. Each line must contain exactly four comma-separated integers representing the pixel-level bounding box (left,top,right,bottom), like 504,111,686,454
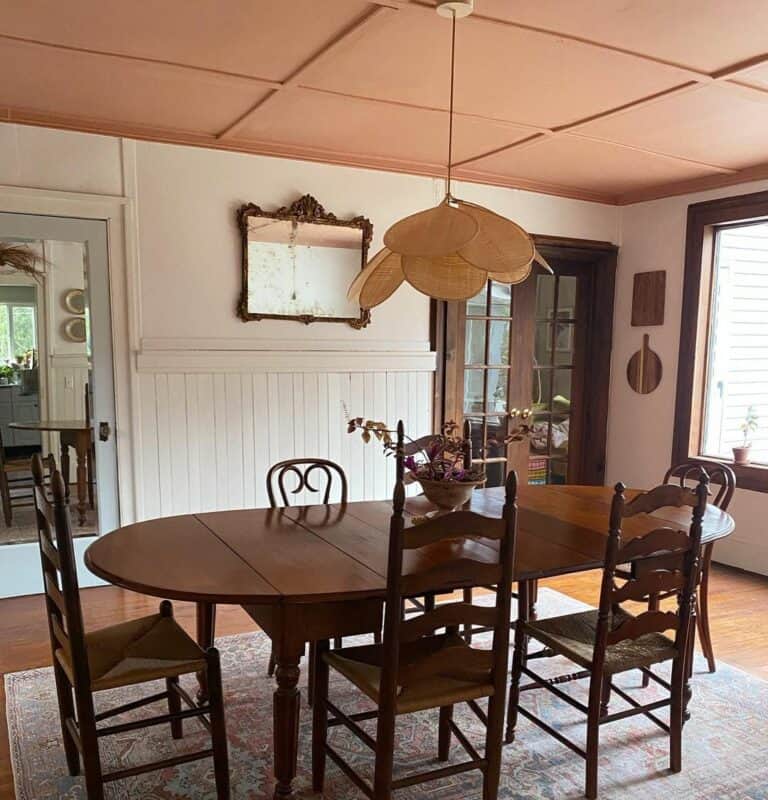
2,0,768,203
0,0,370,80
300,10,691,129
237,89,533,168
0,38,266,135
469,136,721,199
577,83,768,170
476,0,768,73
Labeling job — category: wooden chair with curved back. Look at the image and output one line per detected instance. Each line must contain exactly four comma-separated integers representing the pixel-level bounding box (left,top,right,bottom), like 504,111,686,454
312,420,519,800
264,458,350,682
31,453,231,799
661,460,735,675
266,457,348,508
506,474,709,799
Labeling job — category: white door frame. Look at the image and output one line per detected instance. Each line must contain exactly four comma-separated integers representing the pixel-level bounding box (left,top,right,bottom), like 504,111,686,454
0,179,140,532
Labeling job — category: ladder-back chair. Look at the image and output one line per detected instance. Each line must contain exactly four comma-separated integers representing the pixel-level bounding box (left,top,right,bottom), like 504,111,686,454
507,475,708,799
312,421,518,800
31,454,230,799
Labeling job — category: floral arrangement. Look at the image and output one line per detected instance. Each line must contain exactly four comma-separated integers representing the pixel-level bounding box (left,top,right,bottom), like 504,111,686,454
346,417,484,483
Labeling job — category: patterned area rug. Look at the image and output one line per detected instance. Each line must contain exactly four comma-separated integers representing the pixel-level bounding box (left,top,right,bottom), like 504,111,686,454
6,589,768,799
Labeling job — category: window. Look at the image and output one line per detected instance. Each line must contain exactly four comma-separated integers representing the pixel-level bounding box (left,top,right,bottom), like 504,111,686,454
0,302,37,364
675,189,768,491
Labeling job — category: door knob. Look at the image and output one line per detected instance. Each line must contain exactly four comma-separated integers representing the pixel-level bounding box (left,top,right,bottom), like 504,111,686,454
99,421,111,442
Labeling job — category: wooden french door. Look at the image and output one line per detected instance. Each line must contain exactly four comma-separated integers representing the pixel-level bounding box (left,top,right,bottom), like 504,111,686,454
436,236,616,487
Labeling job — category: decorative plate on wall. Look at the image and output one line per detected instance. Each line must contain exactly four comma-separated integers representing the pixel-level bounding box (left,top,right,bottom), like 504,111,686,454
63,288,86,315
63,317,87,343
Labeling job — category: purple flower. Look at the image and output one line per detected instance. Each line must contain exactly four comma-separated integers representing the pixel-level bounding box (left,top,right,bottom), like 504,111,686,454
404,455,417,471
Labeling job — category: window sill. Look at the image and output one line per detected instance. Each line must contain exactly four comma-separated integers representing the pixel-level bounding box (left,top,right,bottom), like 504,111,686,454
687,455,768,494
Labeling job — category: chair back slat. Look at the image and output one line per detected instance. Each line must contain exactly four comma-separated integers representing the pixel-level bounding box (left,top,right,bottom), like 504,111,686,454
592,474,709,669
664,459,735,511
32,454,92,694
399,602,497,643
400,560,502,597
616,527,691,562
622,483,697,516
266,458,348,507
402,511,505,549
606,610,680,645
39,527,62,571
611,569,685,604
376,420,517,711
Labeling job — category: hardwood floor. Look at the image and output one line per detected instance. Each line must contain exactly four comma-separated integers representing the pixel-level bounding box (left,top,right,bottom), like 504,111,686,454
0,563,765,799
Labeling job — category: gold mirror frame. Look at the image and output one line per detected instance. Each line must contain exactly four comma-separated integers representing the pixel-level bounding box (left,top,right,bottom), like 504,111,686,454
237,194,372,328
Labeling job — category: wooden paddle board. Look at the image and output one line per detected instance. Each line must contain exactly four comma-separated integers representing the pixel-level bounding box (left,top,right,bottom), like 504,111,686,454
627,334,662,394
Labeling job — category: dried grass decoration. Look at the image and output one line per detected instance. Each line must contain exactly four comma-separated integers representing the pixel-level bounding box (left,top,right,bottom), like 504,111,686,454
0,242,46,281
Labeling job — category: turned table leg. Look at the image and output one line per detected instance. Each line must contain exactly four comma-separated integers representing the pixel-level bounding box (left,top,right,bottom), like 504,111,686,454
273,645,303,799
60,439,71,501
196,601,216,703
74,431,89,526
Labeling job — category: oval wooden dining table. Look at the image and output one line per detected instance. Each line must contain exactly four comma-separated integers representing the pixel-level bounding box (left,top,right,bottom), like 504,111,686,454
85,484,734,799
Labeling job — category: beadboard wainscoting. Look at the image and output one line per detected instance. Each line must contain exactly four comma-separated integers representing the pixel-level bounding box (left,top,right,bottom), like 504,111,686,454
135,348,435,520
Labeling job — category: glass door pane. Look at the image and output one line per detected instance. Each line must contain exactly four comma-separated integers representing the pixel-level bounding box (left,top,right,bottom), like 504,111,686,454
462,280,514,487
529,273,576,484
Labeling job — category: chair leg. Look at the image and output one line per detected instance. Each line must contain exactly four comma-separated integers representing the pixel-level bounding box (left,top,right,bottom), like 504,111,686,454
463,588,474,643
642,593,661,688
74,693,105,800
669,654,685,773
600,677,611,718
484,691,507,800
373,707,396,800
207,649,231,800
0,474,12,526
52,660,80,776
166,676,183,739
529,579,539,619
584,674,603,800
307,641,316,708
312,640,330,793
438,705,453,761
697,544,716,673
267,647,277,677
505,620,526,744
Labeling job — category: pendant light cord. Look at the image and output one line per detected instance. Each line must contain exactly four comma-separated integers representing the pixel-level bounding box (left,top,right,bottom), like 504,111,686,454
446,9,456,201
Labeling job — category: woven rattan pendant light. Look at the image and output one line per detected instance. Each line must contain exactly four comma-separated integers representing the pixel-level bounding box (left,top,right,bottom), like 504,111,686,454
348,0,551,309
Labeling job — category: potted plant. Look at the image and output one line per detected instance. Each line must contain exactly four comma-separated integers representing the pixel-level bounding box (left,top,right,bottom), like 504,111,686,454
0,364,14,385
347,417,486,509
733,405,758,465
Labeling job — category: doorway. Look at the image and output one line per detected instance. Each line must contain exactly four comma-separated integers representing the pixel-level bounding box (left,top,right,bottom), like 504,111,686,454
0,212,118,597
435,235,616,487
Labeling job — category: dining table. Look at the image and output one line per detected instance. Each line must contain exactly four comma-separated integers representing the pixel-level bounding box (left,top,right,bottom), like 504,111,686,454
9,418,92,525
85,484,734,799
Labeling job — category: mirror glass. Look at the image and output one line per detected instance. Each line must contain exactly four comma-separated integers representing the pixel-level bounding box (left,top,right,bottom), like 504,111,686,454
246,217,364,319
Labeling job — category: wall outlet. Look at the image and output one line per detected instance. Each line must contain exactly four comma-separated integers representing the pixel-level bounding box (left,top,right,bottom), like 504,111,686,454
64,375,74,389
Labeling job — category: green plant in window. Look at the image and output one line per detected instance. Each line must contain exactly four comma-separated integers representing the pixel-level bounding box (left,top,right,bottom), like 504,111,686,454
740,405,759,447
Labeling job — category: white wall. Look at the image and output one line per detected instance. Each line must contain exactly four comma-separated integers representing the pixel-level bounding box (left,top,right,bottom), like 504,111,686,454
0,123,620,523
610,178,768,575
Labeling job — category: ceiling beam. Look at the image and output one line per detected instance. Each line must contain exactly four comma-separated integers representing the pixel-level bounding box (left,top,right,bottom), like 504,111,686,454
216,5,398,140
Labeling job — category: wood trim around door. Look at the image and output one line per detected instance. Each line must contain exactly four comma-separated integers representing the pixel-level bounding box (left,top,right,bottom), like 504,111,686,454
431,234,617,486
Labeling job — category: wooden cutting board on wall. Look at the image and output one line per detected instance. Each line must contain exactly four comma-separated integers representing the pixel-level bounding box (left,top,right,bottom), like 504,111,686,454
627,334,662,394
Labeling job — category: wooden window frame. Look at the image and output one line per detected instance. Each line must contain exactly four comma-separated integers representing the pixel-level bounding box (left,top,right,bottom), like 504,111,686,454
674,189,768,492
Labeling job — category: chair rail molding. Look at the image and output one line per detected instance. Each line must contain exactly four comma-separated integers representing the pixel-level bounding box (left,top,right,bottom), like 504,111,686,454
136,340,437,374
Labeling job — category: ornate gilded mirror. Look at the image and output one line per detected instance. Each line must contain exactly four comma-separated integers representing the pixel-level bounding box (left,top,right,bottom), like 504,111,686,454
237,194,372,328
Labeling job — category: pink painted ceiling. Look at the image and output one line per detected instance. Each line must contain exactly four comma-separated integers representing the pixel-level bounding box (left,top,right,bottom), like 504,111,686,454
3,0,768,204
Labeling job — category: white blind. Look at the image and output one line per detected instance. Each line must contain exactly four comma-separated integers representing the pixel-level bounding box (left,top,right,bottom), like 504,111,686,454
703,222,768,461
